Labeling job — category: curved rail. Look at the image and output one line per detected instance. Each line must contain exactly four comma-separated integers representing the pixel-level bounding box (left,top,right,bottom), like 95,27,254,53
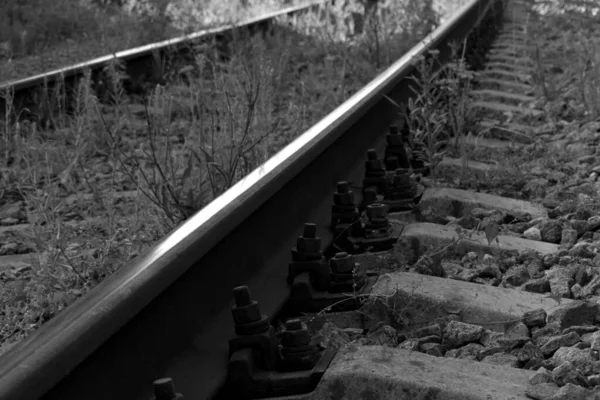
0,2,326,96
0,0,502,399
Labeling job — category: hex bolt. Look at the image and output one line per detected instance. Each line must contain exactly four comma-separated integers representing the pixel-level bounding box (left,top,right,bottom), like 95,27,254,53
295,223,322,255
280,319,320,370
393,169,411,187
231,286,262,326
365,149,384,174
386,125,404,145
330,252,355,274
285,319,303,331
334,181,354,206
281,319,310,347
366,203,388,220
386,156,399,170
337,181,349,194
303,223,317,239
234,286,251,307
153,378,183,400
292,223,321,258
363,187,378,204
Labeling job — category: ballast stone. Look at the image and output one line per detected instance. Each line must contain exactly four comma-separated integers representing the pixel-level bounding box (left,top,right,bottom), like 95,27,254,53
524,227,542,241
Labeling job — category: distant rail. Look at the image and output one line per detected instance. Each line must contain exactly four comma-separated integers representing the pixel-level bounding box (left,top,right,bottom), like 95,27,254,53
0,1,326,112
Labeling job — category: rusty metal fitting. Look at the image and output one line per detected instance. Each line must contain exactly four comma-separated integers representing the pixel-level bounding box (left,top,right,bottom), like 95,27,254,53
281,319,310,348
231,286,268,335
152,377,184,400
334,181,354,205
366,203,388,221
296,223,321,254
592,349,600,361
330,252,355,274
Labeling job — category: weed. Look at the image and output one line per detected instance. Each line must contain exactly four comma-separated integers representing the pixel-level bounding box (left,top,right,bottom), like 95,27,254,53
404,51,450,178
402,39,476,177
444,41,476,151
574,36,600,119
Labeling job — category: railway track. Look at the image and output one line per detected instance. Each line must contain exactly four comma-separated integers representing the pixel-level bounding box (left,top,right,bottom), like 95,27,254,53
2,0,600,399
0,1,325,117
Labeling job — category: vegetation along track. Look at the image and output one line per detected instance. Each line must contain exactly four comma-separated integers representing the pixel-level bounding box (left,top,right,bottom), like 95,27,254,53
3,0,600,399
0,1,325,118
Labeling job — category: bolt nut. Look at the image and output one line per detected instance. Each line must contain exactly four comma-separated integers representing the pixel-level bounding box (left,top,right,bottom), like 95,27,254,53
296,238,321,254
337,181,349,194
232,301,262,325
303,223,317,238
363,187,378,203
366,203,388,220
393,170,411,186
365,158,383,172
231,286,262,326
233,286,252,306
334,182,354,205
334,192,354,206
592,349,600,361
285,319,303,331
330,252,355,274
153,377,183,400
281,319,310,347
297,224,321,253
386,156,399,170
386,127,404,146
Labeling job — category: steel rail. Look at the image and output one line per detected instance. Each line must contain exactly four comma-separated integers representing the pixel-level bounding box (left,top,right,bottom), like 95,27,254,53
0,1,326,92
0,0,502,399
